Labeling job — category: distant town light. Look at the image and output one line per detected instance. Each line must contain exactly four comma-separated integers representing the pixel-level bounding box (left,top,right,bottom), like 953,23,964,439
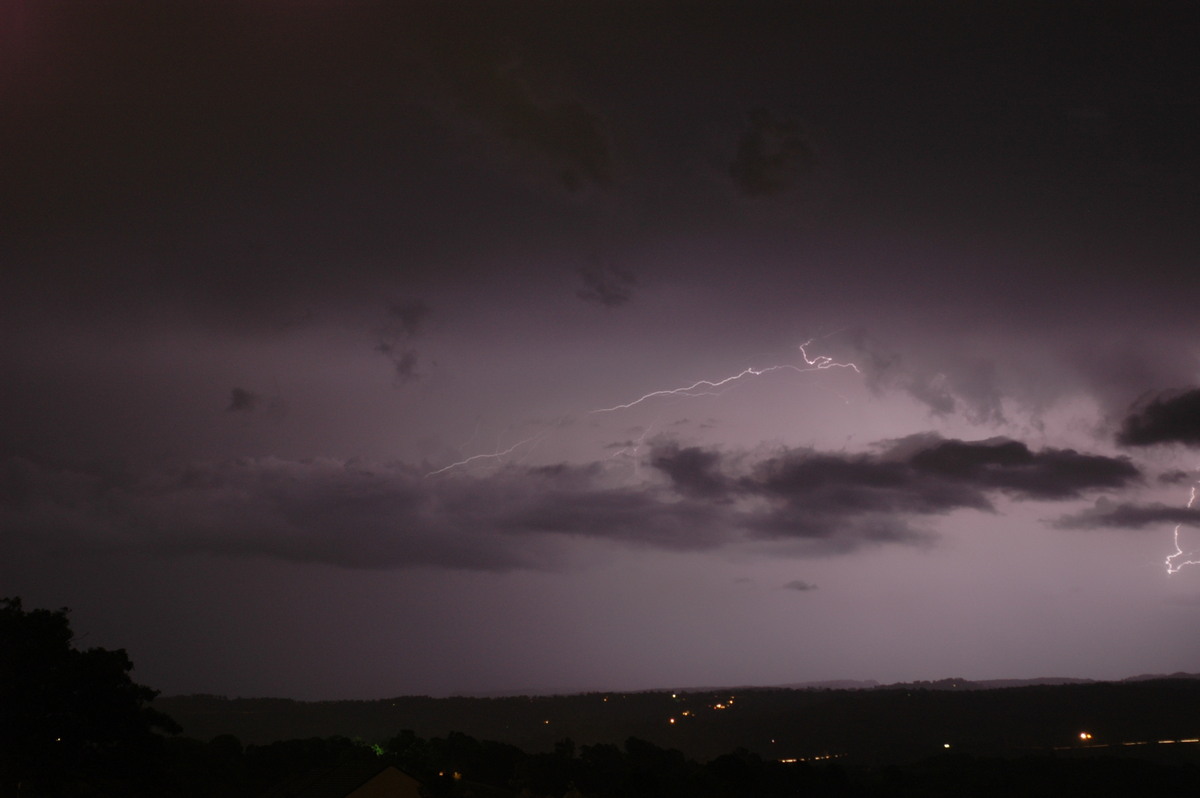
943,743,951,749
1079,732,1093,741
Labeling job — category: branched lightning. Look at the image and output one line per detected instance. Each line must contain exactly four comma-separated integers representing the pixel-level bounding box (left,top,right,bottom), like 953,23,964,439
590,341,859,414
426,341,857,476
1166,482,1200,575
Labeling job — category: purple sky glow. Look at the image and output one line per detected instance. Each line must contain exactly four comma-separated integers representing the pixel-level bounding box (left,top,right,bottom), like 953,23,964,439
3,1,1200,699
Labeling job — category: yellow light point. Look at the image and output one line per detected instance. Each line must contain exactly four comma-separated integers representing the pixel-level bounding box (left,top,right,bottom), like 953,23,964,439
943,743,951,749
544,720,550,725
1180,738,1199,743
669,718,676,724
1079,732,1092,741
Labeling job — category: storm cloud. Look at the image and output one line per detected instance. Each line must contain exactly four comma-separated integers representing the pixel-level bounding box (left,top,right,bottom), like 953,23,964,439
1055,498,1200,530
0,455,730,572
1117,389,1200,447
0,434,1141,573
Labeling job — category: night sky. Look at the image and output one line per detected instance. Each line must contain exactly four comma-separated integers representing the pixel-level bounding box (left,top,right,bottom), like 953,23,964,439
4,1,1200,700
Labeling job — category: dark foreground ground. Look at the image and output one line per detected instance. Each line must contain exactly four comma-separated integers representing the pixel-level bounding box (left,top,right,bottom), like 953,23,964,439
65,677,1190,798
10,664,1200,795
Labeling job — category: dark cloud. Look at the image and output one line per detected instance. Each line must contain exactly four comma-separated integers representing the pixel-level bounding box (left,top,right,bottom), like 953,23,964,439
421,14,614,192
498,485,729,552
0,434,1143,573
726,436,1136,548
906,437,1140,499
486,83,613,192
782,580,817,592
728,109,814,196
739,482,936,552
0,455,728,572
905,373,957,416
1159,470,1195,485
1117,388,1200,447
654,434,1138,550
650,443,731,499
1070,340,1191,416
0,3,621,330
1055,498,1200,530
226,388,259,413
387,299,431,337
377,346,420,382
376,299,431,383
576,264,637,307
848,332,1008,424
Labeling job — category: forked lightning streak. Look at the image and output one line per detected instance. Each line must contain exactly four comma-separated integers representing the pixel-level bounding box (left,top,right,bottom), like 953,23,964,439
590,341,859,414
426,341,858,476
1166,483,1200,575
424,435,541,478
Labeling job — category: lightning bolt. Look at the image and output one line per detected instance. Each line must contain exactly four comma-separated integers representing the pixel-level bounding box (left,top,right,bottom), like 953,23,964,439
425,340,857,475
606,422,657,479
590,341,859,414
424,434,543,478
1166,482,1200,575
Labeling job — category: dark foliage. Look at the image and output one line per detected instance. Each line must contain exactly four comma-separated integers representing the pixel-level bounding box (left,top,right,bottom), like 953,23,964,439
0,597,180,796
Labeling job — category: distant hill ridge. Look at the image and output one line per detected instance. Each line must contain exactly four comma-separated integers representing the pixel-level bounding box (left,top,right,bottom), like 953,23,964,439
155,673,1200,763
776,672,1200,691
436,671,1200,697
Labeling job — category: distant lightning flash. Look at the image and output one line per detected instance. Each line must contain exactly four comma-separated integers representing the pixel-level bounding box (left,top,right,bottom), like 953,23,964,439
424,435,541,478
606,421,657,479
1166,482,1200,575
590,341,859,414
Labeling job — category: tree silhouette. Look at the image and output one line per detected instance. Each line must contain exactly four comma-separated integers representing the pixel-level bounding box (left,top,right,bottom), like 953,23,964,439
0,597,179,795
